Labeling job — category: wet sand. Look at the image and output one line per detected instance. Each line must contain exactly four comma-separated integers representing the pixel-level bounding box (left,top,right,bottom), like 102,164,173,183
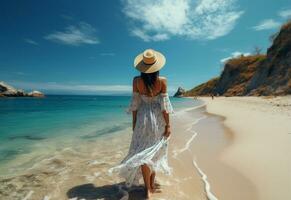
201,96,291,200
153,106,258,200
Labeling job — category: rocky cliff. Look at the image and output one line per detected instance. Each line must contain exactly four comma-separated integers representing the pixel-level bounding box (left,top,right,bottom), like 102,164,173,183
184,21,291,97
0,82,44,97
215,55,266,96
184,77,219,96
247,22,291,95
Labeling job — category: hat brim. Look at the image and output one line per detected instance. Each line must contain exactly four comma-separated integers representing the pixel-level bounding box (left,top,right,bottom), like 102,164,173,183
134,51,166,73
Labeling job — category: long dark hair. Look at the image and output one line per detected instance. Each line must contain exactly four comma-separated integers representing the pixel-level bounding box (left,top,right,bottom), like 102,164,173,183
140,71,159,96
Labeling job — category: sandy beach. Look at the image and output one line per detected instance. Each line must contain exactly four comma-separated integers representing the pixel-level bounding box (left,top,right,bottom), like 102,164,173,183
1,0,291,199
200,96,291,200
1,96,290,200
151,96,291,200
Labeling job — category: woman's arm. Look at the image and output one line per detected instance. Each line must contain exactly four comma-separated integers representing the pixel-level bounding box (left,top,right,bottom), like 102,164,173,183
132,77,138,131
161,78,171,138
132,111,137,131
162,111,171,138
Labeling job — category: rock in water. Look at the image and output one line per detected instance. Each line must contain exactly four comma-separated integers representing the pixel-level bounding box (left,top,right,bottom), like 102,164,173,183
0,81,25,97
0,81,44,97
28,90,44,97
174,87,185,97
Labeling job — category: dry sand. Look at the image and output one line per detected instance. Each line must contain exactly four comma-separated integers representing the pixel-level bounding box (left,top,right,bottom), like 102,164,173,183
200,96,291,200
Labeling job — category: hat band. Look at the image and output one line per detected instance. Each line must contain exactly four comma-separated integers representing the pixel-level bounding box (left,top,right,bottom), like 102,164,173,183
143,59,157,65
143,56,157,65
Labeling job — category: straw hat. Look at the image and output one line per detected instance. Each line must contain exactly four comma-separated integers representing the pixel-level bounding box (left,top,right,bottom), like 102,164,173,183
134,49,166,73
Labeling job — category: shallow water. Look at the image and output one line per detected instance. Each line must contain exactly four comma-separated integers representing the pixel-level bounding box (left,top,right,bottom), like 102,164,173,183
0,95,205,200
0,95,201,177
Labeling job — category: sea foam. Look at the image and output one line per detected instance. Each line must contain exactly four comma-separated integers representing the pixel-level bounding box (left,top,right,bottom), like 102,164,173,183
173,114,218,200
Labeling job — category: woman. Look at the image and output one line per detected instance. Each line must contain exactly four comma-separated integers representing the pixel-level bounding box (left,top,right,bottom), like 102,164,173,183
110,49,173,199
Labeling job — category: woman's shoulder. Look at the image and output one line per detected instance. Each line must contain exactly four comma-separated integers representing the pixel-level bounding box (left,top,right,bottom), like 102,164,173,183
133,76,141,84
158,76,167,93
159,76,167,85
159,76,167,79
133,76,140,80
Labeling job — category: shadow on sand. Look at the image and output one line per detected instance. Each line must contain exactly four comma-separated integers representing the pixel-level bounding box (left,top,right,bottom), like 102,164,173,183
67,182,147,200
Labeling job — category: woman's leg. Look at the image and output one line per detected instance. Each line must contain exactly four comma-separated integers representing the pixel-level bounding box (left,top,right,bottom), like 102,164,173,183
150,171,161,192
141,164,153,198
150,171,156,190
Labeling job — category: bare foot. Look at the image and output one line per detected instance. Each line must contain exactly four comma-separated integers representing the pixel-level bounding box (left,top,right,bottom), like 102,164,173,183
145,188,153,199
151,182,162,193
153,182,161,188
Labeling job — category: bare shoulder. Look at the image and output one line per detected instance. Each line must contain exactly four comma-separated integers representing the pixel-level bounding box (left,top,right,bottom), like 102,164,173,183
159,76,167,93
133,76,140,80
133,76,140,83
159,76,167,84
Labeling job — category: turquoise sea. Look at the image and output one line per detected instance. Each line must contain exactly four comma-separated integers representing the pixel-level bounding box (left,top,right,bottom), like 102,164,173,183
0,95,201,176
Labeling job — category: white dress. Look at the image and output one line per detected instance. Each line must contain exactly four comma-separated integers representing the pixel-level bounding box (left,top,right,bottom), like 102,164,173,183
109,92,174,187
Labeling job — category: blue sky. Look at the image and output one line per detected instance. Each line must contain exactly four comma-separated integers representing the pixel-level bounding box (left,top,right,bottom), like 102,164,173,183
0,0,290,95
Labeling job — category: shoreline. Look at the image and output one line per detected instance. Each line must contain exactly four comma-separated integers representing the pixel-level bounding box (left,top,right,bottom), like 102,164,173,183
190,109,258,200
1,98,209,200
200,96,291,200
2,96,289,199
153,101,257,200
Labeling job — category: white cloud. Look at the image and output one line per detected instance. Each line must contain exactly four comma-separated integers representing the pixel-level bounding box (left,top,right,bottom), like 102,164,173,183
122,0,244,42
45,22,99,46
9,81,131,94
278,9,291,18
131,29,170,42
252,19,281,31
220,51,250,63
24,38,38,45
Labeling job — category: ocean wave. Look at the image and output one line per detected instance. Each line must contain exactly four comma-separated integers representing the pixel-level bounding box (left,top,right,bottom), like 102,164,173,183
192,159,218,200
172,114,218,200
172,116,206,158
